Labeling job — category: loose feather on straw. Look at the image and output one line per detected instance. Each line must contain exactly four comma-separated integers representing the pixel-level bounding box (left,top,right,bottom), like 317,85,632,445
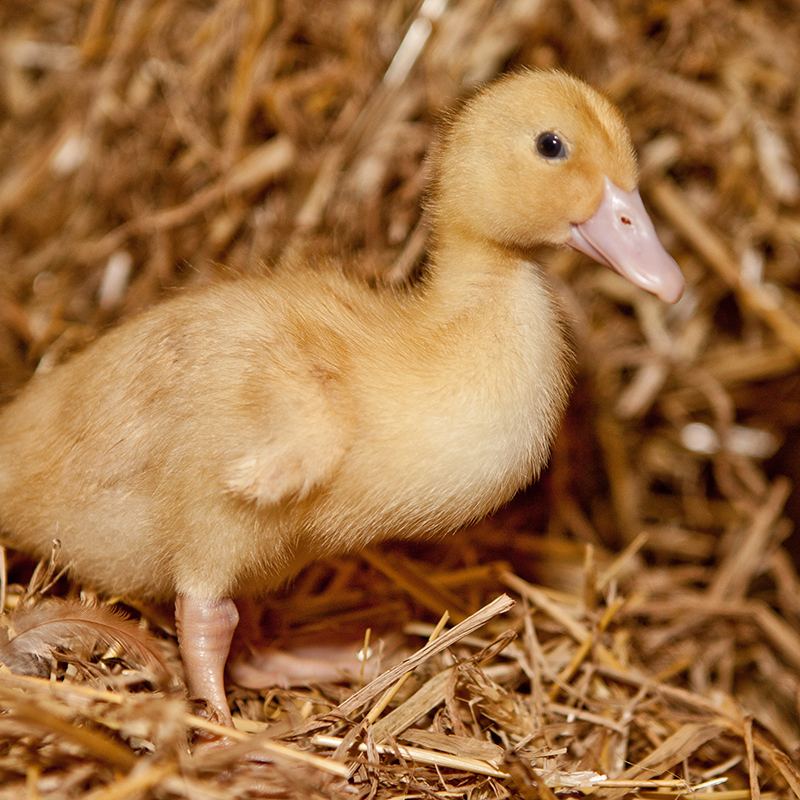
0,599,167,680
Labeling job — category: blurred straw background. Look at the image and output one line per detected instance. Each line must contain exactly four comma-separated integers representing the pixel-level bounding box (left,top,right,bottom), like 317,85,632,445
1,0,800,797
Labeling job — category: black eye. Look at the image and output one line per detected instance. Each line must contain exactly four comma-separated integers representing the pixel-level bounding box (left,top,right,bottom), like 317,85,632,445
535,132,566,159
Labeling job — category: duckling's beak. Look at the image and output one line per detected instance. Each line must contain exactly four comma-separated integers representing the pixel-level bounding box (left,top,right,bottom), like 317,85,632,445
568,176,685,303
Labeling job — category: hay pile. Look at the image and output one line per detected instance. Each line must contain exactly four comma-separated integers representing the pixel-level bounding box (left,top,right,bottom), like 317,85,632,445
1,0,800,797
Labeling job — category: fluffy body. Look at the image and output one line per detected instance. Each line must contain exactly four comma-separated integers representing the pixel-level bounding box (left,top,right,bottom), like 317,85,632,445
0,262,569,601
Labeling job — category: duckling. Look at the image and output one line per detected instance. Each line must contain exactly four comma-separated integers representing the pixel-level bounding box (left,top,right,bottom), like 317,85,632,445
0,70,683,723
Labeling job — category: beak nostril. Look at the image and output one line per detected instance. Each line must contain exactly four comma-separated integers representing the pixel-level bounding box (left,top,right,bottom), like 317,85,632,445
620,216,632,225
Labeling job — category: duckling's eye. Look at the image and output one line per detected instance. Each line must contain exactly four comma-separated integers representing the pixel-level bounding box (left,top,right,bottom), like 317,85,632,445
535,132,567,160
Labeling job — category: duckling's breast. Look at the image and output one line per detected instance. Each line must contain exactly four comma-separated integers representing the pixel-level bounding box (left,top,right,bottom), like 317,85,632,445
295,259,573,554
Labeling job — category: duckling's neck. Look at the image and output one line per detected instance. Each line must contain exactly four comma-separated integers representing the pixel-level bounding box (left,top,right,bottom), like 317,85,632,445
424,222,548,318
417,220,573,458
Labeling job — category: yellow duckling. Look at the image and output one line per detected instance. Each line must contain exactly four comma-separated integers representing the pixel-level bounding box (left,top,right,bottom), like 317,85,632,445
0,70,683,722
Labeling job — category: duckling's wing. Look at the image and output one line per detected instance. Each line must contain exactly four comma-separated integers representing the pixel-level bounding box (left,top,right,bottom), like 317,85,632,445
224,399,351,507
225,433,346,506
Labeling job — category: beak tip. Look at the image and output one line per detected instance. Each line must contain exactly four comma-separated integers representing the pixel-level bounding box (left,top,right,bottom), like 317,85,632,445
655,263,686,304
660,284,685,304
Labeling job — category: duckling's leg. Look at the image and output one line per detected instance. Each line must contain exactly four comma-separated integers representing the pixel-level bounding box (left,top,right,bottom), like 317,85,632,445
175,594,239,726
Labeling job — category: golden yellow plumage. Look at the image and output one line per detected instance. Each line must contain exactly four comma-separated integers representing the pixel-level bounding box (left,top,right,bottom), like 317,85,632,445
0,70,683,722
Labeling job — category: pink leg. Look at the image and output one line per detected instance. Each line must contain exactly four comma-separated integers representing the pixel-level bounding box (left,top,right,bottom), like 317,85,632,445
175,594,239,726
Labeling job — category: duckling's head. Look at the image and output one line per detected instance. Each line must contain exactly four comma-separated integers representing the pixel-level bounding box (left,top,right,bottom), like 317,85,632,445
433,70,684,302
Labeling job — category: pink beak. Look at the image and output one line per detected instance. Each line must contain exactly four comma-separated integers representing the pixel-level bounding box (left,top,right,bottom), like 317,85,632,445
568,177,685,303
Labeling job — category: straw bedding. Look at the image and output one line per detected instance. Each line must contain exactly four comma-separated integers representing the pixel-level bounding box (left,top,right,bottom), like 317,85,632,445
0,0,799,797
